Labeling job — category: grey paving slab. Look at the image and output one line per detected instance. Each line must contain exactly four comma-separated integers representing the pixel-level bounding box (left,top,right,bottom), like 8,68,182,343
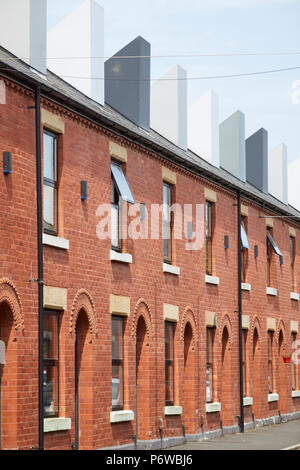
167,419,300,450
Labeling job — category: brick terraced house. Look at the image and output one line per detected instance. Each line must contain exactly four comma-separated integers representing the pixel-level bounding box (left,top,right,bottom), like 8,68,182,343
0,5,300,451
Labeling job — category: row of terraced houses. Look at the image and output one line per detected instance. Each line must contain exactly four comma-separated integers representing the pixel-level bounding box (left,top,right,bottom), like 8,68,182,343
0,0,299,451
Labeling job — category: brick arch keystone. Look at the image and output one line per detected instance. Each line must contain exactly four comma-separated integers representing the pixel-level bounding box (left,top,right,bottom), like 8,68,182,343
70,289,97,342
0,278,24,336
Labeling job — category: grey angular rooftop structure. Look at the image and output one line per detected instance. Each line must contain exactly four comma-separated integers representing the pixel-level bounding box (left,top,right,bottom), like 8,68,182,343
0,45,299,222
246,128,268,194
105,36,151,131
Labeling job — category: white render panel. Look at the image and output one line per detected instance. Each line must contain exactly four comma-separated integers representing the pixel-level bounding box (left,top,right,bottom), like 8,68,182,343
151,65,187,150
268,143,288,204
188,90,219,167
47,0,104,105
0,0,47,74
288,158,300,211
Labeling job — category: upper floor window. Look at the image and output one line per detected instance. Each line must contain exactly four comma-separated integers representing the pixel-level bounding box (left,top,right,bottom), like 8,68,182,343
266,229,282,287
163,182,172,264
43,130,58,235
165,321,175,406
112,316,124,410
43,310,59,417
290,236,296,292
206,201,213,275
241,217,250,283
110,161,135,251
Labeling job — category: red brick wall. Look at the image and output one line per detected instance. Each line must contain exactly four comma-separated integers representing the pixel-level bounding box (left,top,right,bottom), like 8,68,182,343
0,77,299,449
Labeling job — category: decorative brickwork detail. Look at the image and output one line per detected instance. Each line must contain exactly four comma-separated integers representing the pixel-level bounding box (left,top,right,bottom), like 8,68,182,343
180,307,198,344
218,314,233,350
70,289,97,342
275,318,286,345
250,315,261,346
0,278,24,334
132,299,153,339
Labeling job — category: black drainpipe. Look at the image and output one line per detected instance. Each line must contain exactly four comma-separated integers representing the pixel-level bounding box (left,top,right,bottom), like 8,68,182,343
0,328,2,450
237,190,244,433
35,85,44,449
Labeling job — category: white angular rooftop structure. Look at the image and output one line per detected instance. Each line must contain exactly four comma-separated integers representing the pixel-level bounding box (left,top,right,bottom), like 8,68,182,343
150,65,187,150
268,143,288,205
47,0,104,105
0,0,47,75
288,157,300,211
188,90,220,167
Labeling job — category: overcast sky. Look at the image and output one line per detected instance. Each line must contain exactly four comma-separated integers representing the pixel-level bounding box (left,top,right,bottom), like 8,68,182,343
47,0,300,165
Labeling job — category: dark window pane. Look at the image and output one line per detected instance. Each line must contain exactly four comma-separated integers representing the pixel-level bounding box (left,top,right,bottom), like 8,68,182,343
165,362,174,404
112,364,123,408
111,204,120,250
268,332,273,393
292,333,297,391
242,330,247,396
43,184,57,233
43,132,57,181
206,202,213,275
290,237,295,291
165,322,174,405
206,328,214,403
165,323,174,361
112,317,124,409
43,313,58,361
43,364,59,417
112,317,123,360
163,183,172,262
111,162,135,204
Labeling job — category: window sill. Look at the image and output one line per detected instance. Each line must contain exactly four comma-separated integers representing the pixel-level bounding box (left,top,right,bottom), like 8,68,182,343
266,287,278,297
205,275,220,285
110,250,132,264
292,390,300,398
44,417,71,433
110,410,134,423
164,406,182,416
163,263,180,276
291,292,300,301
268,393,279,403
243,397,253,407
43,233,69,250
206,402,221,413
241,283,251,292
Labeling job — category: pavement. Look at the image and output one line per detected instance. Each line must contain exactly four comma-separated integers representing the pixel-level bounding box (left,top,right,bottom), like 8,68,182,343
167,419,300,450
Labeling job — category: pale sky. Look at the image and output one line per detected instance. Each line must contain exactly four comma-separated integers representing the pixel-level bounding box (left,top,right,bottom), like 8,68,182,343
47,0,300,165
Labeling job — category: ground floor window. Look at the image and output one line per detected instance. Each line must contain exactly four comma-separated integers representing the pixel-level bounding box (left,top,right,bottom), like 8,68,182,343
43,310,59,417
206,327,214,403
112,316,124,410
165,321,175,405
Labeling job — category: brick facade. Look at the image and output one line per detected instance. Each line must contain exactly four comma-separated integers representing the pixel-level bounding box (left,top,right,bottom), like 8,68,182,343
0,76,299,450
